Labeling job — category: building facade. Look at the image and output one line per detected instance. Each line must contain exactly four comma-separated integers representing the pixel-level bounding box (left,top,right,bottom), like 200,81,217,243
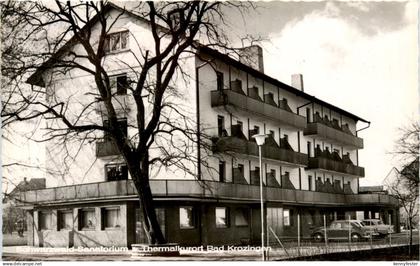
18,5,399,248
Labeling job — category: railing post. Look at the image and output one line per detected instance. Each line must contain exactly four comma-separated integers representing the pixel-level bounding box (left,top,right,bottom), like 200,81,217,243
297,213,301,256
165,180,168,196
348,215,351,252
389,214,392,247
323,214,328,252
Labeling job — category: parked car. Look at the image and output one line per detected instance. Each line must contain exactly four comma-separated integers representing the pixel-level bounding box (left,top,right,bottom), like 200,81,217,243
361,219,394,237
311,220,373,242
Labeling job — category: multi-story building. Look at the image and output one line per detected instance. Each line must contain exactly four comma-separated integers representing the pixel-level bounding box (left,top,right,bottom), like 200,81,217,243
18,4,399,247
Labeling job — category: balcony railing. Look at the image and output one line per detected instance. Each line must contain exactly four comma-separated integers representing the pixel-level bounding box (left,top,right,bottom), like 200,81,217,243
211,90,306,129
94,95,131,115
17,180,399,208
213,136,308,166
308,156,365,177
96,140,120,157
304,121,364,149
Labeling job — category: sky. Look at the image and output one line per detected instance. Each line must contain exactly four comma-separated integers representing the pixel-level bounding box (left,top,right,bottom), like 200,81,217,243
2,1,418,191
225,1,418,186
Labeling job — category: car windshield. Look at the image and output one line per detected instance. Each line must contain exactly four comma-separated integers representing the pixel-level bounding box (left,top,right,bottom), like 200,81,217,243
361,221,369,226
378,220,384,225
351,222,362,228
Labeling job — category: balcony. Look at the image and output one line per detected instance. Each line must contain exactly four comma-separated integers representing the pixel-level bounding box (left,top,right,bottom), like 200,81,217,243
17,180,399,208
304,115,364,149
308,156,365,177
95,95,131,116
213,135,308,166
96,140,121,157
211,90,306,129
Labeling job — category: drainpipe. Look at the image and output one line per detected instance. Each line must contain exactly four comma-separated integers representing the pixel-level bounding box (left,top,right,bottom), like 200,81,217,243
355,121,371,194
195,60,214,181
195,59,214,247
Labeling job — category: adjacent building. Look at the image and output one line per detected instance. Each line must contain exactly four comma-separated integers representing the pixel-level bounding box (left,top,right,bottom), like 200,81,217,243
17,4,399,247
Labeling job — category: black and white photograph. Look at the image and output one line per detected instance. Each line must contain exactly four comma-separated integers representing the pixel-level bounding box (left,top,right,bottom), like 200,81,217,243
1,0,418,262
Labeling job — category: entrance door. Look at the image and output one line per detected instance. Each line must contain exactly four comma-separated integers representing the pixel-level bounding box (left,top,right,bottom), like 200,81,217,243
135,208,166,243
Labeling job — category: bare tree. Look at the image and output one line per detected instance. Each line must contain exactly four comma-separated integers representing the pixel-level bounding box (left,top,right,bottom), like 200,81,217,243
1,1,254,244
387,122,419,257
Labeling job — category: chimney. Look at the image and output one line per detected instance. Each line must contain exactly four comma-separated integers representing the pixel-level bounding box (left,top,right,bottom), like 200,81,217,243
291,74,304,91
239,45,264,73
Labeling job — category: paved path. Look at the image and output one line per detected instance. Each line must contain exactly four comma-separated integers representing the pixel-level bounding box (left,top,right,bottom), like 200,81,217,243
2,232,418,261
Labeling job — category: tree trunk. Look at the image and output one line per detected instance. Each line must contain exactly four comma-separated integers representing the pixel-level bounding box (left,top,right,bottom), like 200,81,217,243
409,217,413,259
138,181,166,244
129,160,166,245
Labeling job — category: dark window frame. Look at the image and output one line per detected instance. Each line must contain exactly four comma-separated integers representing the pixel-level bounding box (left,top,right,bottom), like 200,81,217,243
234,208,249,227
215,207,230,228
179,206,196,229
105,163,128,181
101,206,121,230
219,161,226,182
39,211,53,231
58,210,73,231
104,31,129,53
216,71,224,91
79,208,96,231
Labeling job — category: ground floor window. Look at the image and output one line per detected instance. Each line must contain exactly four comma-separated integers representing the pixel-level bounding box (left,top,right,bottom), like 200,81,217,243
215,207,229,228
80,209,96,230
39,211,53,230
58,210,73,230
234,208,249,226
103,207,121,229
179,207,195,229
283,209,292,226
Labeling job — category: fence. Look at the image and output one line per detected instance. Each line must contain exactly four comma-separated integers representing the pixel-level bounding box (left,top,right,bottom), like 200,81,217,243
264,214,419,260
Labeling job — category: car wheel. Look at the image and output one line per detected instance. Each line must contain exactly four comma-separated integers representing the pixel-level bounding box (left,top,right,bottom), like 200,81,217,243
313,233,323,242
351,233,361,242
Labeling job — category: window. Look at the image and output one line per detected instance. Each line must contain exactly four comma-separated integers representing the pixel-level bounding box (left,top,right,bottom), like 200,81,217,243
215,207,229,228
216,71,224,91
80,209,96,230
306,108,311,123
105,164,128,181
269,130,275,137
330,222,342,229
237,164,244,175
237,121,243,131
270,169,276,177
104,118,127,140
217,116,225,136
58,210,73,230
283,209,290,226
103,207,121,228
254,125,260,134
283,134,288,141
39,211,53,230
168,9,184,30
235,208,249,226
116,75,129,95
307,141,312,157
104,31,129,53
179,207,195,229
308,175,312,191
219,161,226,182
